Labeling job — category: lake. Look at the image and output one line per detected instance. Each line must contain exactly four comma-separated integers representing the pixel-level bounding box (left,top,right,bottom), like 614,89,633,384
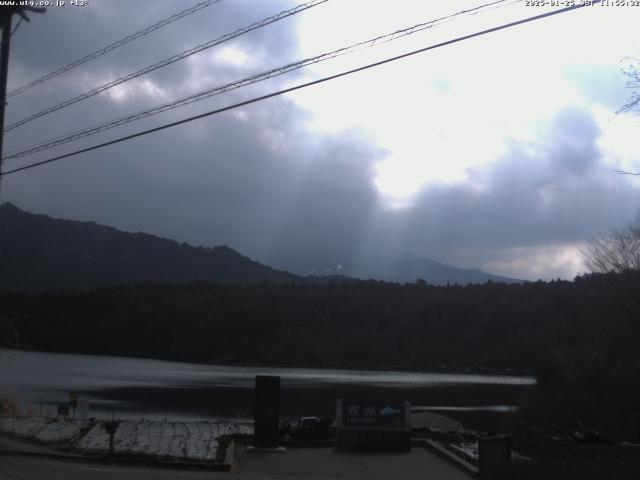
0,349,534,429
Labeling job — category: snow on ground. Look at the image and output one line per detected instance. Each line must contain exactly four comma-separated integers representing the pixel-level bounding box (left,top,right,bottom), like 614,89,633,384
29,419,86,443
451,442,478,460
0,417,85,442
0,417,48,438
77,419,253,461
0,416,253,462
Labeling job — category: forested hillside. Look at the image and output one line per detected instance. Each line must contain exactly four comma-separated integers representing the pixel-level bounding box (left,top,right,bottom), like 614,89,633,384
0,203,300,290
0,272,636,372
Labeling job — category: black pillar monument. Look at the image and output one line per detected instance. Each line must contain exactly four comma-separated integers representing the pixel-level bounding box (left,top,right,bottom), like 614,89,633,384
254,375,280,449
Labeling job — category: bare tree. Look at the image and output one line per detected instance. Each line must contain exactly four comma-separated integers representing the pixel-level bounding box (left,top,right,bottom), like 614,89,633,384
615,57,640,176
583,222,640,273
619,55,640,116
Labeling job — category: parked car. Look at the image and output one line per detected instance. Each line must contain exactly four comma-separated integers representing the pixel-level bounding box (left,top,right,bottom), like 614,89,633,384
291,416,330,440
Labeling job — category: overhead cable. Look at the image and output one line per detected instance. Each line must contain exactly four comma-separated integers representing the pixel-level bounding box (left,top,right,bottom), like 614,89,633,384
7,0,224,98
3,0,328,132
0,1,599,177
3,0,516,161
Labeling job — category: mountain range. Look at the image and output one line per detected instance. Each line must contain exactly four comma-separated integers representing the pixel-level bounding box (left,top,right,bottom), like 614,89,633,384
324,256,520,285
0,202,520,290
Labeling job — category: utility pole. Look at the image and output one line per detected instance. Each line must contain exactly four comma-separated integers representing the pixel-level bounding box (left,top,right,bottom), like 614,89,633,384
0,6,45,189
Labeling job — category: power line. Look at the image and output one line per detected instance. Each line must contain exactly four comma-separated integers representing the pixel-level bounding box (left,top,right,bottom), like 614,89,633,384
3,0,328,133
3,0,517,161
6,0,224,99
1,1,599,178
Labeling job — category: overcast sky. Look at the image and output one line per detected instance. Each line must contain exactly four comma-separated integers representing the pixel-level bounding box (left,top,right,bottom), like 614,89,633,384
2,0,640,280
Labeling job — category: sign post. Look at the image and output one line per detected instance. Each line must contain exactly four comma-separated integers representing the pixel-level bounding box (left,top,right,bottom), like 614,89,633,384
69,392,78,420
104,421,120,456
336,399,411,452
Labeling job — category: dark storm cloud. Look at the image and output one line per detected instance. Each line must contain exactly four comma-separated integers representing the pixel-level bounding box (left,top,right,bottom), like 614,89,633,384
8,0,298,82
4,0,301,140
3,1,318,218
5,95,383,267
3,1,639,280
3,0,383,266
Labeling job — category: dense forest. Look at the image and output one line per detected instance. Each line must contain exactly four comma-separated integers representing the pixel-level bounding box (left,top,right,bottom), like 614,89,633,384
2,272,638,371
1,271,639,438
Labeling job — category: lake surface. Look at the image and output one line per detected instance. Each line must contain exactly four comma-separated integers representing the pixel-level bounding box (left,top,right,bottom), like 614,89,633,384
0,349,534,427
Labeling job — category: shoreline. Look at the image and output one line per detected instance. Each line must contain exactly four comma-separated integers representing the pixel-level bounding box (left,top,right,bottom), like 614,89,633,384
0,347,535,378
80,382,529,432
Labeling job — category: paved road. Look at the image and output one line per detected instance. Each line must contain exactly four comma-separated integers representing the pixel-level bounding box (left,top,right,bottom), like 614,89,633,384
0,434,61,455
0,446,471,480
239,447,471,479
0,455,227,480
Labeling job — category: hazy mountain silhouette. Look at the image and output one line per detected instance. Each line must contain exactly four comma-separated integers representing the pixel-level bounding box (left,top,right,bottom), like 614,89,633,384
1,203,519,290
347,256,521,285
284,256,520,285
0,202,301,291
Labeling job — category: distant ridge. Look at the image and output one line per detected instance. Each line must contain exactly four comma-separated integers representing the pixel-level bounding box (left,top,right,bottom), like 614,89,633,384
0,202,300,291
354,255,521,285
286,256,521,286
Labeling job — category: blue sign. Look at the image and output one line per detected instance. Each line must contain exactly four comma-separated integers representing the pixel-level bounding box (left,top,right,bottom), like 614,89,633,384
342,400,405,428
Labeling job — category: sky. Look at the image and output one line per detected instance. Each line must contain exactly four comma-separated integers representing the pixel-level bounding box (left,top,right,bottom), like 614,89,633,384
1,0,640,280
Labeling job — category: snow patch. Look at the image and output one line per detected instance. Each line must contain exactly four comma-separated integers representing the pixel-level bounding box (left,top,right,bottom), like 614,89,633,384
0,417,85,443
1,416,253,462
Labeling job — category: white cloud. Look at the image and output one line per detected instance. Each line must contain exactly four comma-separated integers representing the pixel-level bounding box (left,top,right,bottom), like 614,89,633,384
215,47,249,67
479,243,587,280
